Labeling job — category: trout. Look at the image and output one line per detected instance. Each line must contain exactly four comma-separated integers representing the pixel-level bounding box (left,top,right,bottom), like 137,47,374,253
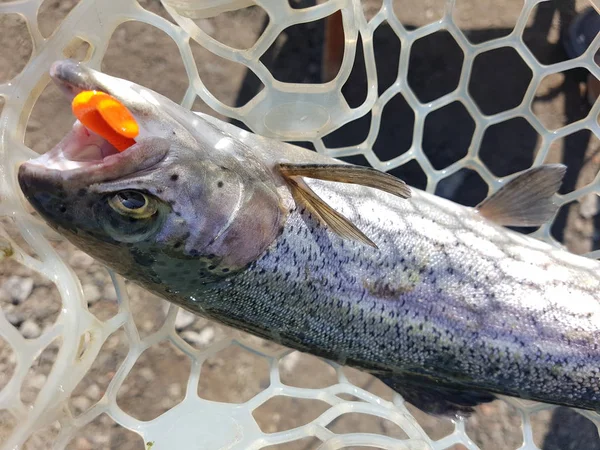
17,60,600,416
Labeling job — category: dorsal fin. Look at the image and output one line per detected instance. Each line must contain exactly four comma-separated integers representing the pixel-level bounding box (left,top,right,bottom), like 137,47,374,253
284,176,377,248
476,164,566,227
278,163,411,199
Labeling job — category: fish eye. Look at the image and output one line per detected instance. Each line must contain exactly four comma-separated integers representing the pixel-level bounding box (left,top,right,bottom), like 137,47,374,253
108,190,157,219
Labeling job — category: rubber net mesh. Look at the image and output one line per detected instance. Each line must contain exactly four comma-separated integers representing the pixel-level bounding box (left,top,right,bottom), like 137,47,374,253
1,0,600,448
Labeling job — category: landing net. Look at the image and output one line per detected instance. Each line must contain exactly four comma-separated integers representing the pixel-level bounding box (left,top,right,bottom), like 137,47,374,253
1,0,599,449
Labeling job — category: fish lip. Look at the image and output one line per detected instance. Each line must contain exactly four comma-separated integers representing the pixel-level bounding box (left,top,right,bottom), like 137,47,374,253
49,59,104,100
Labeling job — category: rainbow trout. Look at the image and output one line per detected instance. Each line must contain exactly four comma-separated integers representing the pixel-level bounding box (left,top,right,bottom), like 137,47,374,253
18,60,600,416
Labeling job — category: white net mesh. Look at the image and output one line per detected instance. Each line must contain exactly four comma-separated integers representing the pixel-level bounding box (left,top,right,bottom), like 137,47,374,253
1,0,600,448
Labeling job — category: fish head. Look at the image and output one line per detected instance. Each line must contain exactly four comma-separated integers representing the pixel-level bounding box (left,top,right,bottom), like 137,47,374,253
18,60,288,291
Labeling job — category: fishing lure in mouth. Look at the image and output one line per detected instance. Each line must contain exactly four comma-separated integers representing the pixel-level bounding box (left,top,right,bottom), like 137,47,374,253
72,90,139,152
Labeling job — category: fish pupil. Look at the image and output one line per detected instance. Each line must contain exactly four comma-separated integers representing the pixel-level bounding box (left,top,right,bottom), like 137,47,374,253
118,191,146,209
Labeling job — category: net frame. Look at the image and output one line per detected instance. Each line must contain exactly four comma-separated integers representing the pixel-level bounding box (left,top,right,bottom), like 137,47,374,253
0,0,599,448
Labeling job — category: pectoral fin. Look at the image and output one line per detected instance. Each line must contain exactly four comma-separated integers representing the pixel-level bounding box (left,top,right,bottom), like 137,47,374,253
285,176,377,248
476,164,566,227
278,163,411,199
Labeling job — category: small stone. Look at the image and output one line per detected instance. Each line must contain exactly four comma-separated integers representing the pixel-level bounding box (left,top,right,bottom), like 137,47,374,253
175,310,196,330
181,327,215,347
92,432,110,444
29,373,47,390
103,286,118,302
68,250,95,269
139,367,155,381
197,18,215,35
71,395,92,412
5,311,24,327
73,437,93,450
142,320,155,332
168,383,182,399
87,383,102,400
20,320,41,339
82,284,102,304
2,276,33,304
580,193,599,219
280,351,301,373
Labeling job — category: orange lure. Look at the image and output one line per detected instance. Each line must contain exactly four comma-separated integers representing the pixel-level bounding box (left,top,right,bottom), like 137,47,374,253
72,90,139,152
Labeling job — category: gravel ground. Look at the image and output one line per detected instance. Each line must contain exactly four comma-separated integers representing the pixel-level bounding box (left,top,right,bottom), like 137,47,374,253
1,0,600,449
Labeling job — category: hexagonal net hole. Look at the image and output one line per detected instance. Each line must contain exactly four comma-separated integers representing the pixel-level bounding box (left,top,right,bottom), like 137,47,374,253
543,129,599,196
69,327,128,417
65,413,145,450
373,93,414,161
480,117,539,177
191,39,264,108
464,399,523,450
0,217,38,259
198,344,269,403
190,4,268,50
0,14,32,83
531,407,600,449
20,337,62,406
341,34,367,108
0,410,17,445
278,351,337,389
326,412,409,440
322,112,371,149
103,21,188,104
373,22,401,95
523,3,596,66
435,168,488,206
127,289,170,340
341,366,396,403
423,101,475,170
532,68,597,131
261,437,323,450
0,258,62,340
37,0,80,38
469,47,532,116
61,37,92,62
392,0,446,27
551,199,600,255
23,421,60,449
260,18,328,84
116,340,190,421
388,160,428,191
452,0,524,44
25,79,74,155
252,396,331,434
408,30,464,103
402,402,454,441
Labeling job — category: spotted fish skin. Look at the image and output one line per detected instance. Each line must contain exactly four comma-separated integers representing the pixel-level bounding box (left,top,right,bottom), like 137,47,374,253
179,180,600,412
17,60,600,415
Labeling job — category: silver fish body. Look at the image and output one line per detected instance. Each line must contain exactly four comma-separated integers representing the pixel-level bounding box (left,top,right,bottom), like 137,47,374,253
187,179,600,412
17,60,600,415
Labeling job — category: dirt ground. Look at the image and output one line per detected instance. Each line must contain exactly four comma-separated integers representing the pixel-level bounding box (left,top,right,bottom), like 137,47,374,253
2,0,600,449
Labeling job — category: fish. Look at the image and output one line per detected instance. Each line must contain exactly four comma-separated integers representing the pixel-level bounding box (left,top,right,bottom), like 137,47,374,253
17,59,600,417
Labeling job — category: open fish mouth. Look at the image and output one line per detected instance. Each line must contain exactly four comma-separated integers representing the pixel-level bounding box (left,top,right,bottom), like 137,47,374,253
19,60,168,184
28,120,122,172
25,60,133,172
